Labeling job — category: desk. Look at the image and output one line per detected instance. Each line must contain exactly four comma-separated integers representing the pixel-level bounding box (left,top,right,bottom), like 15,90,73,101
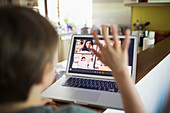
50,38,170,113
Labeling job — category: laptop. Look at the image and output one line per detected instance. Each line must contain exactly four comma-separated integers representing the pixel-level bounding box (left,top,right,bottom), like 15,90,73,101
42,35,137,109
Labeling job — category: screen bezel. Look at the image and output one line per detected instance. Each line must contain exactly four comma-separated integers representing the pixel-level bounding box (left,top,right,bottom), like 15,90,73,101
66,35,137,82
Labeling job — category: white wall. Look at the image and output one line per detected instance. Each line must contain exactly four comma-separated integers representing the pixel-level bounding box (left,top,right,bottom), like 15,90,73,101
47,0,92,28
38,0,46,17
47,0,58,21
136,54,170,113
93,1,131,28
59,0,92,27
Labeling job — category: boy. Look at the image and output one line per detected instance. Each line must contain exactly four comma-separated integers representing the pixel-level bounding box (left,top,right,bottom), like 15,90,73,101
0,6,148,113
0,6,96,113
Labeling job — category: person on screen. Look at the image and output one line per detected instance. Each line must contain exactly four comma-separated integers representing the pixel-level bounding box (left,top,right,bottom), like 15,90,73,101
78,40,94,54
75,40,84,53
78,57,88,69
81,40,93,51
88,58,94,69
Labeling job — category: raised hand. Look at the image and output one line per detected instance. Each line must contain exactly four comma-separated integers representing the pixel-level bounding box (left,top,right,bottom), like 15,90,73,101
90,25,146,113
90,25,130,78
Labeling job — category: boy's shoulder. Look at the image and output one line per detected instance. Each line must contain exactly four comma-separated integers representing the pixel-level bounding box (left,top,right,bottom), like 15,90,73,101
16,104,97,113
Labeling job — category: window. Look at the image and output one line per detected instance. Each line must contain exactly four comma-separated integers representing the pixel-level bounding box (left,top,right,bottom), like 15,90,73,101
47,0,92,28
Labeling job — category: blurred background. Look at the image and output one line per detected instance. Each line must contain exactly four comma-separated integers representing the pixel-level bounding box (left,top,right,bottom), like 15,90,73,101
0,0,170,62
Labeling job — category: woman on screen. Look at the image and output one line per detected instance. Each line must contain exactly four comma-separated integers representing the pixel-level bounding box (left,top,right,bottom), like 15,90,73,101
82,39,93,51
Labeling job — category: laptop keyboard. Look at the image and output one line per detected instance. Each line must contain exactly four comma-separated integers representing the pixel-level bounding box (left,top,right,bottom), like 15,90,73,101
62,77,119,92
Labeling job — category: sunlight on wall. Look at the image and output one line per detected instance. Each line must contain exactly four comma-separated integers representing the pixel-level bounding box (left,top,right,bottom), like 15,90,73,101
47,0,58,22
60,0,92,27
38,0,46,17
47,0,92,27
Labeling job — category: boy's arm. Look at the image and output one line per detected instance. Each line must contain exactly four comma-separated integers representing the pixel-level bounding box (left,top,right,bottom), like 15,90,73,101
113,69,146,113
90,25,147,113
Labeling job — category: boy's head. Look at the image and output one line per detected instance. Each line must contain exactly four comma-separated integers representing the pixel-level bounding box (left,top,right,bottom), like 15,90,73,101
0,6,58,104
81,57,86,61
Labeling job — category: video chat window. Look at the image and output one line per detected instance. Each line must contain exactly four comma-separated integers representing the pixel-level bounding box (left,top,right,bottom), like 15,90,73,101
74,39,97,54
69,38,133,76
72,54,95,69
72,39,122,72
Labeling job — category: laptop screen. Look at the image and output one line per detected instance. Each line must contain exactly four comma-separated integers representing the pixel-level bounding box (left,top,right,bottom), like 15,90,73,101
68,35,136,77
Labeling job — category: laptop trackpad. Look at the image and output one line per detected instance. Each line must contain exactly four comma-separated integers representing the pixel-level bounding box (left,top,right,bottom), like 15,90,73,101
72,90,100,102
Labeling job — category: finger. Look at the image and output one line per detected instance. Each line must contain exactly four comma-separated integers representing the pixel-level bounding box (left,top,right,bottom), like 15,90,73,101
89,48,102,59
89,48,105,63
101,25,111,48
111,25,120,49
41,98,53,105
92,30,105,51
92,30,100,44
122,29,131,51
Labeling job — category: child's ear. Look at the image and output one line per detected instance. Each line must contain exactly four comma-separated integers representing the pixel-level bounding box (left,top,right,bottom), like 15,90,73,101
40,62,55,90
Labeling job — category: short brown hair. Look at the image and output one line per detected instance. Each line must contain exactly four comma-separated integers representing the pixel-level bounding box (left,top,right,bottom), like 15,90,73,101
0,6,58,104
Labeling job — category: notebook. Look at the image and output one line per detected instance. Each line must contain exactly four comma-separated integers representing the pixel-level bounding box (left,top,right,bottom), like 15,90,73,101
42,35,137,109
